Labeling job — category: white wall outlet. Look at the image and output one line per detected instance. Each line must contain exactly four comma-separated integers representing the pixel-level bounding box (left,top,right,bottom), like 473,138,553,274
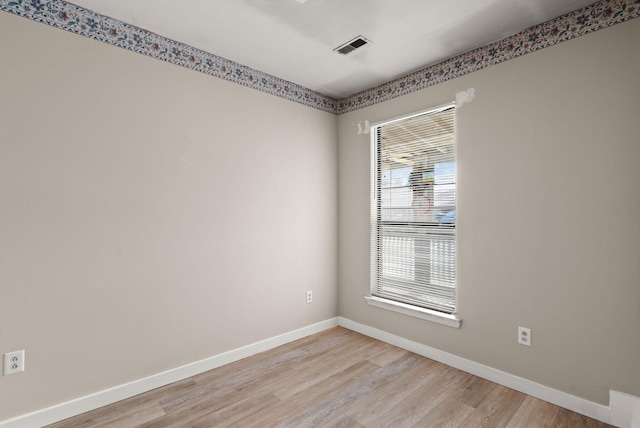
4,350,25,375
518,327,532,346
306,291,313,304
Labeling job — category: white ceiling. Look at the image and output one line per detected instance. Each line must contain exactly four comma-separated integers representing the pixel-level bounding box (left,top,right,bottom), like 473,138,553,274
68,0,596,99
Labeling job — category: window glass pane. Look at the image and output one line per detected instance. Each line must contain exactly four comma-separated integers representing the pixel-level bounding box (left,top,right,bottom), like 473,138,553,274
435,162,455,184
381,166,411,187
381,208,413,222
434,183,455,207
381,234,415,281
390,167,411,187
381,187,412,209
381,169,391,187
372,105,456,315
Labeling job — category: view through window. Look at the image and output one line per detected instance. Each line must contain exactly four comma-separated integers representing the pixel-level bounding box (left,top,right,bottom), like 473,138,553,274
371,104,456,314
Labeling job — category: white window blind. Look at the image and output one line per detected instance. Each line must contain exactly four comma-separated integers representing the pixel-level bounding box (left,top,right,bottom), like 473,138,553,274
371,104,456,315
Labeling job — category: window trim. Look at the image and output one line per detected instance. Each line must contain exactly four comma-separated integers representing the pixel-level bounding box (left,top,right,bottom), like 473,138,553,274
365,296,461,328
368,102,461,327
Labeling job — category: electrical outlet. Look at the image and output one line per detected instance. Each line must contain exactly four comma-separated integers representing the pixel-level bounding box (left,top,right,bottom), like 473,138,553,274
4,350,25,376
518,327,531,346
306,291,313,304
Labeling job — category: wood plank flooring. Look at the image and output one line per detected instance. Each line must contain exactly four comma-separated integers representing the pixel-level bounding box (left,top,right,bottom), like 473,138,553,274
47,327,612,427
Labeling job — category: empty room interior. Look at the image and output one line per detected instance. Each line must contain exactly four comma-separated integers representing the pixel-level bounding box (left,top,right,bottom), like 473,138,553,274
1,0,639,426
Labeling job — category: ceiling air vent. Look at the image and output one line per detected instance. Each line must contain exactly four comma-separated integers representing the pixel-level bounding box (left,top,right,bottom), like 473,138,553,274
334,36,370,55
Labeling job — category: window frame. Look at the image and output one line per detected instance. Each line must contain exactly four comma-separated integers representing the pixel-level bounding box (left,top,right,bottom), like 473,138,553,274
367,103,461,328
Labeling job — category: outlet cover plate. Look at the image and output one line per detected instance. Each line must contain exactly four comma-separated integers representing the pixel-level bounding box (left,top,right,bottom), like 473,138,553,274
518,327,532,346
4,350,25,375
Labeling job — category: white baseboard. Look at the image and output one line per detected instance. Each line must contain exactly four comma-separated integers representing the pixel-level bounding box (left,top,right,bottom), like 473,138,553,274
5,316,634,428
337,317,613,426
0,318,339,428
611,391,640,428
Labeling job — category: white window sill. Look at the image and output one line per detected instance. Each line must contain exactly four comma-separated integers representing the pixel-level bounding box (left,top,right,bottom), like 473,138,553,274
365,296,461,328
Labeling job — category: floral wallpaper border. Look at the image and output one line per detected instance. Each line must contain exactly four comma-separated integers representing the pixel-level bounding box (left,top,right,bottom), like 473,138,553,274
0,0,638,115
0,0,338,113
337,0,640,114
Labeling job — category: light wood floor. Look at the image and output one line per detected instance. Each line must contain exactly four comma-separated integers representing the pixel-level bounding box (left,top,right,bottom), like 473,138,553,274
47,327,612,427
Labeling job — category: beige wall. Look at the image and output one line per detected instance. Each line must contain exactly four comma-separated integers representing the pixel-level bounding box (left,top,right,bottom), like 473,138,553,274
0,12,337,420
338,18,640,405
2,5,639,422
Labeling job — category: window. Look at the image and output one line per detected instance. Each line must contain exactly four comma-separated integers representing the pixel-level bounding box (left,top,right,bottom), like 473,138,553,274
369,104,458,325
